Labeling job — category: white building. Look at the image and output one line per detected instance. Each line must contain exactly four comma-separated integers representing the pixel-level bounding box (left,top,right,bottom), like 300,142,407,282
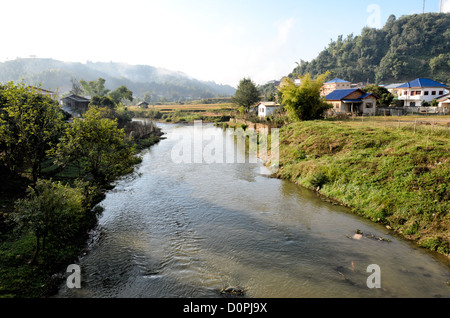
257,102,280,118
321,78,351,97
395,78,448,106
437,94,450,112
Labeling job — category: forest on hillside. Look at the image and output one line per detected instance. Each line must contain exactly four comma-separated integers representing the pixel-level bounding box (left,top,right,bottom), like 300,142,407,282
290,13,450,85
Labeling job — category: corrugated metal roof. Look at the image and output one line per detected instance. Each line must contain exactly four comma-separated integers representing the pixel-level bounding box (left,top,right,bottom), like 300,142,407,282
396,78,447,88
325,88,359,100
324,78,350,84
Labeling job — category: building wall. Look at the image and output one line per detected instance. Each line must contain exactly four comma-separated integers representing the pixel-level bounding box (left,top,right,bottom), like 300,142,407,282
362,97,376,114
397,88,448,106
322,82,351,96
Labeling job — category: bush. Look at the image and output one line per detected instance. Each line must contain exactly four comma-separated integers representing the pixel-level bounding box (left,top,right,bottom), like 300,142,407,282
12,180,88,264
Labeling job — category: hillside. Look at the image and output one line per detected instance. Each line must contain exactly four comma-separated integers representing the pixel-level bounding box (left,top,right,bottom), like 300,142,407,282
0,58,236,101
290,13,450,85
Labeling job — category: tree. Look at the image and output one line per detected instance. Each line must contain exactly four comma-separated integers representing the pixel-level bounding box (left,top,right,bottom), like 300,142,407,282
362,84,394,106
108,85,133,105
279,73,332,121
69,77,83,95
79,78,110,97
53,107,138,184
90,95,116,109
231,78,260,113
0,82,65,183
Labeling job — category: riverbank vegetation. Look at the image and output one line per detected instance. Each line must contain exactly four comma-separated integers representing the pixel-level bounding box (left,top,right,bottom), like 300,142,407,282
274,119,449,257
0,82,162,297
127,102,237,124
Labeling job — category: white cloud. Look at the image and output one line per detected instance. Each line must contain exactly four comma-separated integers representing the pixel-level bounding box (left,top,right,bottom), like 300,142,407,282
442,0,450,12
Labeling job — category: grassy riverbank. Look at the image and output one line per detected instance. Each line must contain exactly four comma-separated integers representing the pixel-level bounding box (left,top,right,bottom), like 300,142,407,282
274,118,449,257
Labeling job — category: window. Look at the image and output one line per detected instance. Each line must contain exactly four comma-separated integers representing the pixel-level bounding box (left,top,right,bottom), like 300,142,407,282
416,91,421,95
411,91,415,96
424,91,429,95
366,103,373,108
439,91,444,95
432,91,436,95
410,102,416,106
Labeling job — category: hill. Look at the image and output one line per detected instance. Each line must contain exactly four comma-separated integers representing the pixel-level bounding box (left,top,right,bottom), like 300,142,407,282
290,13,450,85
0,58,236,101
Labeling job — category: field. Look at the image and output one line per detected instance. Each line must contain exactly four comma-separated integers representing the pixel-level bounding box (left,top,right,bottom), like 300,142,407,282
128,102,237,116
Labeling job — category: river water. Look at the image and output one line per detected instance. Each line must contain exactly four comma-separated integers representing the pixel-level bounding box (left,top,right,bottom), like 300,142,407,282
57,122,450,298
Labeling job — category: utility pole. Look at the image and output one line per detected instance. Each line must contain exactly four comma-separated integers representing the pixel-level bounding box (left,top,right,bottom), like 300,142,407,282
440,0,443,12
423,0,426,14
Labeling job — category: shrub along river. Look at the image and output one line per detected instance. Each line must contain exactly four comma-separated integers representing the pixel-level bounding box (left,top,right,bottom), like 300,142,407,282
57,122,450,298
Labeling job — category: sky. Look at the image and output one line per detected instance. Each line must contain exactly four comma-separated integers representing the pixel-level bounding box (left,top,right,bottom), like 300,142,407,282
1,0,449,87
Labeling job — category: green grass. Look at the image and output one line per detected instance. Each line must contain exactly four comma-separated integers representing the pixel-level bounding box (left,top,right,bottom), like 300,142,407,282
275,119,450,256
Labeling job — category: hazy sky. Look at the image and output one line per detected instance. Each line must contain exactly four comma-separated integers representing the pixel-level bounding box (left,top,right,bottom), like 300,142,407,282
1,0,449,86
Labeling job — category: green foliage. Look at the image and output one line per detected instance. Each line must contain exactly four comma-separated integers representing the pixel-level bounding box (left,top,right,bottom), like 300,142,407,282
231,78,260,113
80,77,110,97
291,13,450,84
0,82,65,183
12,180,86,263
90,95,116,109
108,85,133,105
362,84,395,106
279,73,332,121
53,107,138,184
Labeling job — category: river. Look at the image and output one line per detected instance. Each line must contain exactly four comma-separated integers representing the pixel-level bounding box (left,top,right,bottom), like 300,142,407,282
57,122,450,298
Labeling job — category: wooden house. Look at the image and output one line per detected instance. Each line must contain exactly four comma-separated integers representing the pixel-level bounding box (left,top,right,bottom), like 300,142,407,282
62,94,91,116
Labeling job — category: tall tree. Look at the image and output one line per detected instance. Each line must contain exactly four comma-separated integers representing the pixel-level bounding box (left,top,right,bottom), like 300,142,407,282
279,73,331,121
69,77,83,95
231,78,260,113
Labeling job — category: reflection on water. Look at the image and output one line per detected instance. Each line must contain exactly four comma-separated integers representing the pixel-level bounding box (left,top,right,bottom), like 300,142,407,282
58,123,450,298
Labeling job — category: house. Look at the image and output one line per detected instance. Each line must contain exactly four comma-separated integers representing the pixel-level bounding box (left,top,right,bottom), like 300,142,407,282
28,86,59,100
321,78,351,96
257,101,280,118
138,101,149,109
62,94,91,117
394,78,448,106
437,93,450,112
325,88,378,115
381,83,403,94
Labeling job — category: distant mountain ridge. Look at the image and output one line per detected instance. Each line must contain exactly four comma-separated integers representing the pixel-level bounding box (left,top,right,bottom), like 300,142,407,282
0,58,236,101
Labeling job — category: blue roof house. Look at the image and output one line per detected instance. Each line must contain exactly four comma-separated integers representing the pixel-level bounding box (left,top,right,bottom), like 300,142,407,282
325,88,378,115
395,78,448,106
